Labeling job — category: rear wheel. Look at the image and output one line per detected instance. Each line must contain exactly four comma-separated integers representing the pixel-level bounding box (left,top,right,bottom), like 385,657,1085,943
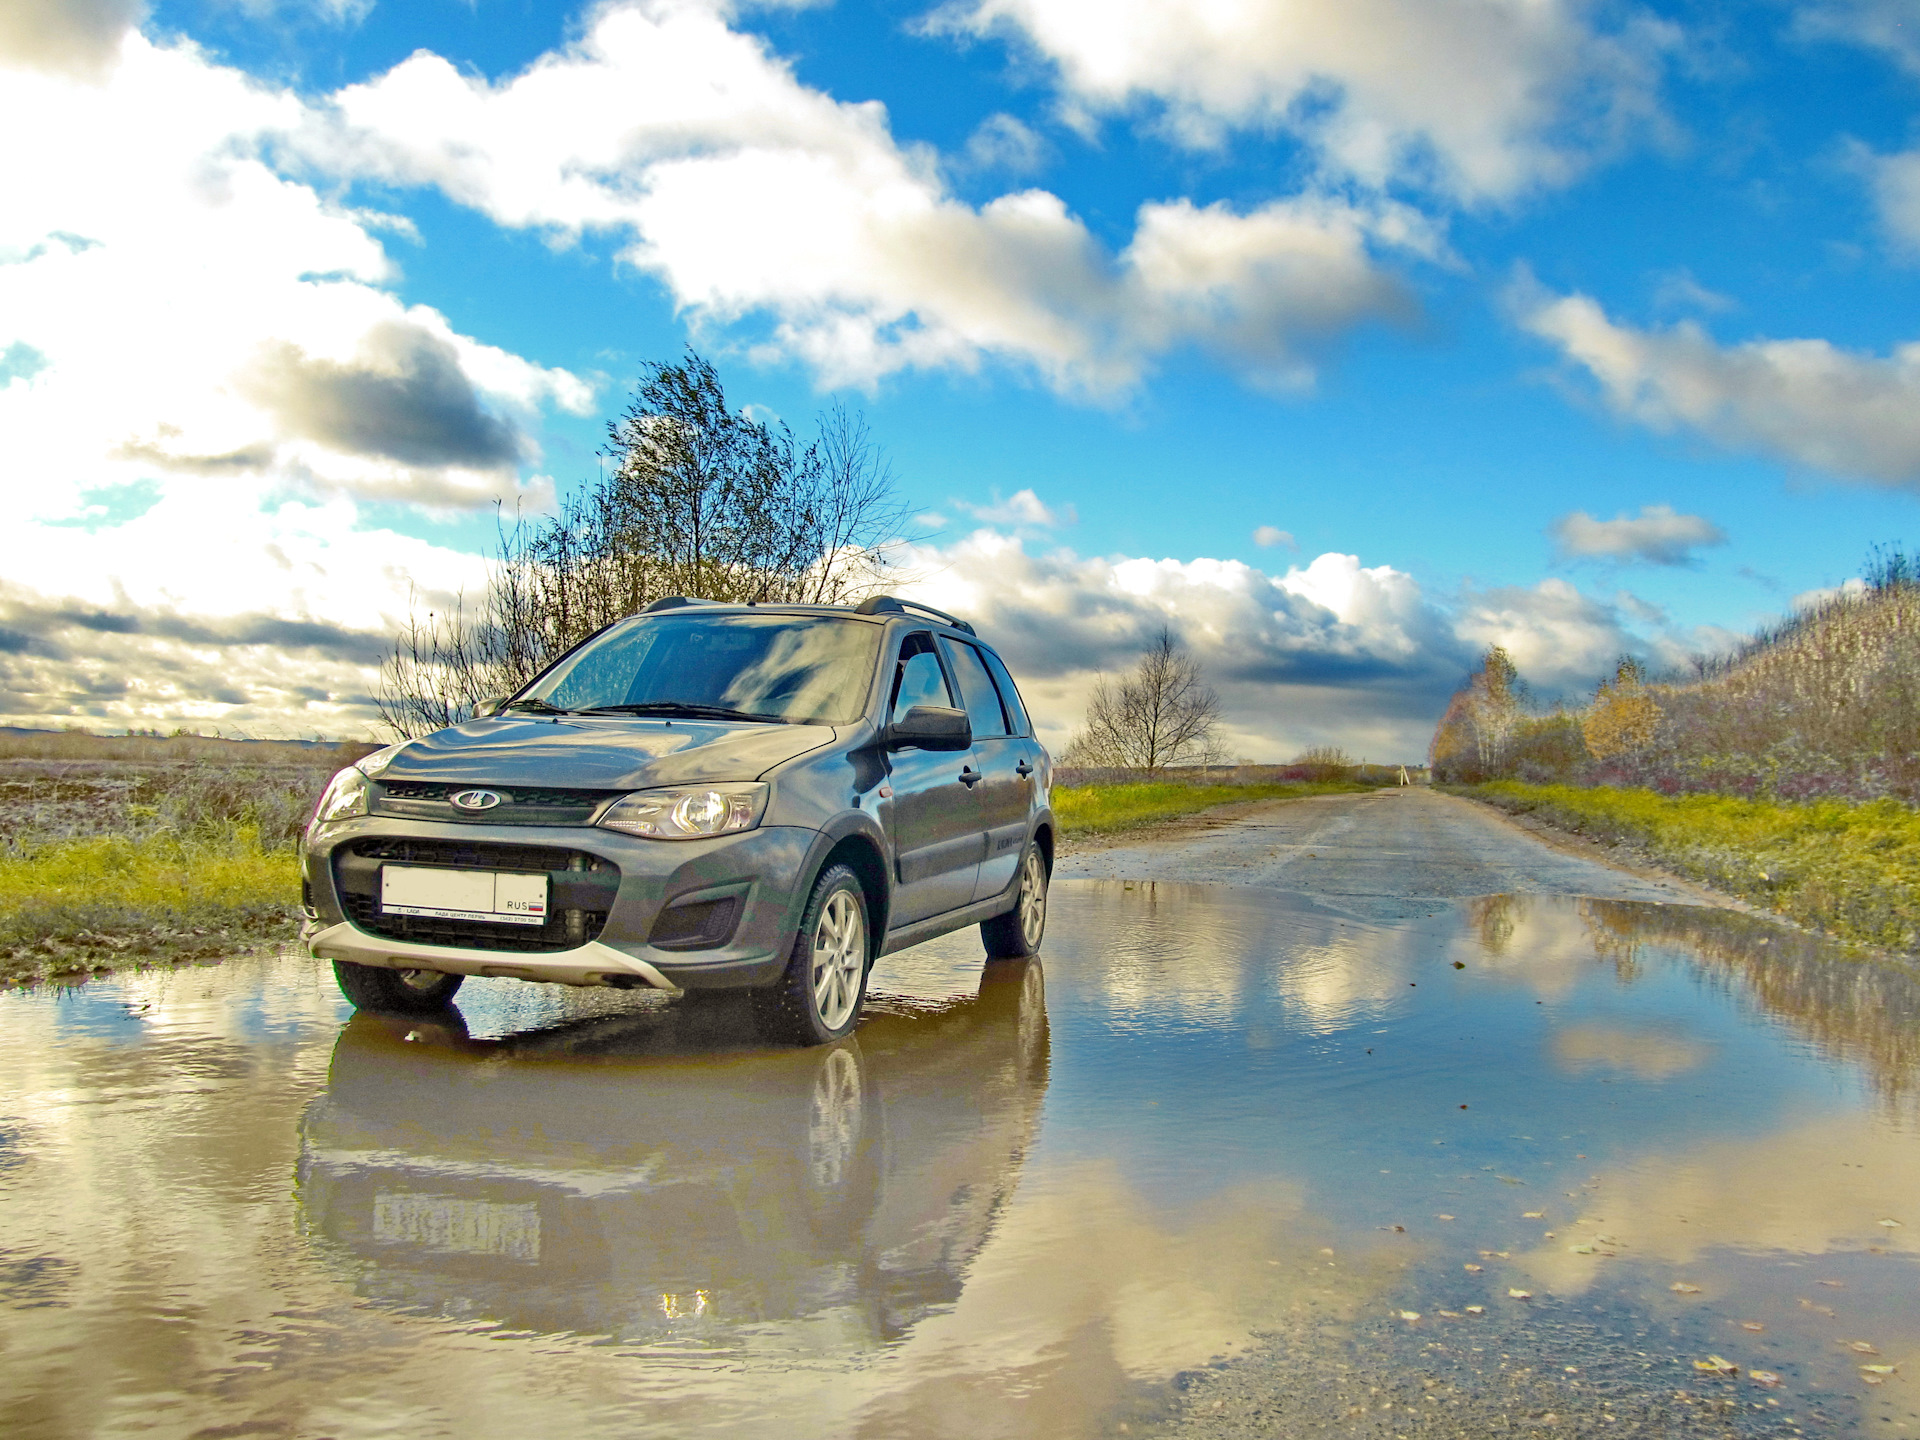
981,843,1048,959
753,865,870,1046
332,960,464,1014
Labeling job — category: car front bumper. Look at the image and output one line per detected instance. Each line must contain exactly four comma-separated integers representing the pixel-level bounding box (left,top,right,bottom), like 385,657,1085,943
302,815,824,990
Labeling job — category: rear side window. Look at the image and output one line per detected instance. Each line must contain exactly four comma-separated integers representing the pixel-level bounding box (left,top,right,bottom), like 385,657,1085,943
944,640,1010,739
977,647,1032,738
890,632,953,724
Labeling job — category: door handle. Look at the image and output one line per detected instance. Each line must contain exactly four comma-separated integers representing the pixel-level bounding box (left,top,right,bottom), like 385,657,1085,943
959,766,982,787
1015,760,1033,777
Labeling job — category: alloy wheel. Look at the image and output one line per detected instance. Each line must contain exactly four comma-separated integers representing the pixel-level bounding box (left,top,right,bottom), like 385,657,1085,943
809,890,866,1031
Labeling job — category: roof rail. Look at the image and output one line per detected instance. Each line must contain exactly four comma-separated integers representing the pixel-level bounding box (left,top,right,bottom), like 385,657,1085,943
854,594,976,635
641,596,721,613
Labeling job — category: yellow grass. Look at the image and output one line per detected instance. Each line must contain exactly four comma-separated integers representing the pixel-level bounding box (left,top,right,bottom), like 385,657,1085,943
1055,780,1371,838
1470,781,1920,951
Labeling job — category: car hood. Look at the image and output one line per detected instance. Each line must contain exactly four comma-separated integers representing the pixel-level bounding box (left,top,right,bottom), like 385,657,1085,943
377,715,837,790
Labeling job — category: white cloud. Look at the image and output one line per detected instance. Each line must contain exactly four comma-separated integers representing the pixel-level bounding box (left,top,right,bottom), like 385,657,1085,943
304,0,1429,395
1793,0,1920,73
1515,281,1920,486
1252,525,1295,548
926,0,1677,203
1550,503,1727,565
957,489,1068,528
1846,140,1920,254
0,33,593,524
889,520,1676,761
961,112,1050,175
0,0,145,80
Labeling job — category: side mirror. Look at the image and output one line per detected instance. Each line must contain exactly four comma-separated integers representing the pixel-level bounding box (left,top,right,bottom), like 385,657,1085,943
472,696,508,719
887,705,972,752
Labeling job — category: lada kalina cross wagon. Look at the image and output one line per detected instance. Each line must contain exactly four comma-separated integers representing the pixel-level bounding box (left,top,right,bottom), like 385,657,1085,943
301,596,1055,1044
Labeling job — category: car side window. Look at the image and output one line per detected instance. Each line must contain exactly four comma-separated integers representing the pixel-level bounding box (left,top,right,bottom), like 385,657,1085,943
943,640,1010,739
890,632,953,724
978,648,1032,738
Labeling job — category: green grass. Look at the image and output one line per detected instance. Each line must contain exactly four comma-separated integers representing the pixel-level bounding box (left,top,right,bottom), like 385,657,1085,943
1465,780,1920,951
1055,780,1373,838
0,830,301,981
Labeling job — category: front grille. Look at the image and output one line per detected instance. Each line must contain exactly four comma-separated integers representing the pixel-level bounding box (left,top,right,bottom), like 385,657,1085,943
335,838,616,954
380,782,615,807
349,837,595,871
371,781,619,827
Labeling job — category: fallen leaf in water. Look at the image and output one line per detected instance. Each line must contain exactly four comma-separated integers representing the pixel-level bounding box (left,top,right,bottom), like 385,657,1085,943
1523,1211,1545,1219
1862,1365,1897,1376
1498,1175,1526,1185
1543,1231,1558,1238
1799,1299,1837,1317
1864,1374,1886,1386
1819,1280,1846,1289
1750,1371,1782,1388
1671,1283,1703,1294
1879,1218,1902,1228
1847,1342,1880,1355
1694,1356,1738,1376
1464,1263,1483,1272
1399,1310,1422,1322
1436,1213,1455,1221
1508,1288,1533,1300
1466,1305,1486,1314
1741,1323,1766,1333
1570,1244,1596,1255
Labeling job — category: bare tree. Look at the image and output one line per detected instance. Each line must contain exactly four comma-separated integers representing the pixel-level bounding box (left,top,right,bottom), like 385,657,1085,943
1062,628,1223,771
375,352,912,738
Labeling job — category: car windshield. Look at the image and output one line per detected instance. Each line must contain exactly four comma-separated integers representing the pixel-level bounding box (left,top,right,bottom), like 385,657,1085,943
520,613,882,725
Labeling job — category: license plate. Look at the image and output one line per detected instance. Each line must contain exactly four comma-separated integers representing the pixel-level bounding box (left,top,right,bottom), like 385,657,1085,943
380,865,549,926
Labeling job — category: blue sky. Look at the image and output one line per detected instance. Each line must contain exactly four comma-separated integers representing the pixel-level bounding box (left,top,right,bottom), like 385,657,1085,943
4,0,1920,758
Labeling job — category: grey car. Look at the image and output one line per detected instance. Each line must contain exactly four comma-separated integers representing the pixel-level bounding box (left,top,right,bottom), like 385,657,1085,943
300,596,1054,1044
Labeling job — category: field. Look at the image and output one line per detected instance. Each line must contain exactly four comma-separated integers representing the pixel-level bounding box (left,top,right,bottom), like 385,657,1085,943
0,734,367,982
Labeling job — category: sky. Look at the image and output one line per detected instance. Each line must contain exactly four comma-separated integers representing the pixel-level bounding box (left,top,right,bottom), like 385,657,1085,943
5,0,1920,761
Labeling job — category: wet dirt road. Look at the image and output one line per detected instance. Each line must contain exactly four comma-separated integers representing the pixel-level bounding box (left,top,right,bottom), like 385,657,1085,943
3,811,1919,1438
1060,786,1718,916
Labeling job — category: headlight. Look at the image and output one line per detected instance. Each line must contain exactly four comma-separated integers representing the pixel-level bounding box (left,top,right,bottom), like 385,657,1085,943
596,784,769,840
308,766,371,831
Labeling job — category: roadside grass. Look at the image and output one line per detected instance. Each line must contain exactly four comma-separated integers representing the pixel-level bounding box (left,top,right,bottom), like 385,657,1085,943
1464,780,1920,952
1055,779,1374,840
0,829,304,982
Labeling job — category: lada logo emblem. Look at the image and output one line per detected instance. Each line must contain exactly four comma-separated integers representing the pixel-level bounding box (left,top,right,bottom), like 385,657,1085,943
449,789,504,811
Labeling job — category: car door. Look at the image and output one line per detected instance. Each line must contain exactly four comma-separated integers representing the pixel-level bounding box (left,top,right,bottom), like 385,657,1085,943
883,632,984,926
941,638,1031,904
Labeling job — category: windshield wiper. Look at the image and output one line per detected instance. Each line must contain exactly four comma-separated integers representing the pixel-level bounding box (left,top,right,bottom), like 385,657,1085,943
577,702,790,724
502,698,573,715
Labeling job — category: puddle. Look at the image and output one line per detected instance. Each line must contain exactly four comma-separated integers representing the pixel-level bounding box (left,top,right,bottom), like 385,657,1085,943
0,884,1917,1437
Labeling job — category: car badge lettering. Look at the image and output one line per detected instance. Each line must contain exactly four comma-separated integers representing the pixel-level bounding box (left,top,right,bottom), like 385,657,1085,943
450,789,504,811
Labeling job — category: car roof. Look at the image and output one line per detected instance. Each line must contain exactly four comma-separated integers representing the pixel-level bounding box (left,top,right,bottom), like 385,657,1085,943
637,595,980,638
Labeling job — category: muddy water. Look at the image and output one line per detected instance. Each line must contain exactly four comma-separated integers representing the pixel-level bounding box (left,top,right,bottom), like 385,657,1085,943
1,884,1917,1438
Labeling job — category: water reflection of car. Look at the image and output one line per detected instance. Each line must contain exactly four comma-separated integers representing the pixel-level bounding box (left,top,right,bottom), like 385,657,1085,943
295,960,1049,1349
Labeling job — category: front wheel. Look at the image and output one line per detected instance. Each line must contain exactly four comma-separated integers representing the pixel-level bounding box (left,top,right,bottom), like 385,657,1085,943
753,865,870,1046
332,960,464,1014
981,843,1048,959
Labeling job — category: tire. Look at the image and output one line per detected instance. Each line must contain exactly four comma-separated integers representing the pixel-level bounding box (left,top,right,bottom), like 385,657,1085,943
332,959,464,1014
981,843,1048,959
753,864,870,1046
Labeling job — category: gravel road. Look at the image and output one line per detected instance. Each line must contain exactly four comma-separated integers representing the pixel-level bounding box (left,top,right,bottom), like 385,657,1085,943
1059,786,1722,921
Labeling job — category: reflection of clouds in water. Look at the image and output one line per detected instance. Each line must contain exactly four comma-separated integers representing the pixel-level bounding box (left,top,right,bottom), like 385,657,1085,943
1272,937,1400,1035
1515,1113,1920,1293
1550,1024,1713,1081
847,1167,1398,1440
1448,895,1620,1002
